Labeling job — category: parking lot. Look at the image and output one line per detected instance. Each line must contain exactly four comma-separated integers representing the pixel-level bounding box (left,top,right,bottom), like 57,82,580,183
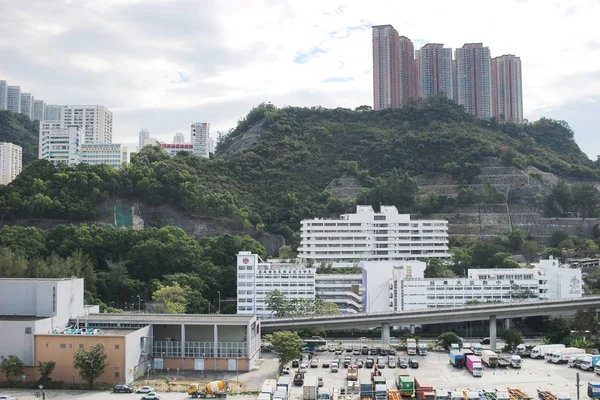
285,348,590,400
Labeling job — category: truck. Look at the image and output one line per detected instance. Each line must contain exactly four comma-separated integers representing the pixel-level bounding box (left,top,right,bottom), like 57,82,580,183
261,379,278,397
317,388,330,400
407,339,417,356
347,367,358,382
510,355,523,368
588,382,600,399
449,350,465,368
470,343,483,356
461,348,474,357
188,381,228,398
483,390,510,400
508,388,532,400
450,343,460,352
515,344,530,357
531,344,566,359
549,348,585,364
577,355,600,371
466,355,483,377
273,391,289,400
594,361,600,375
294,372,305,386
372,376,388,400
417,344,428,356
360,379,373,399
537,389,571,400
303,378,318,400
389,389,402,400
277,377,292,394
414,377,435,400
395,374,414,397
481,350,498,368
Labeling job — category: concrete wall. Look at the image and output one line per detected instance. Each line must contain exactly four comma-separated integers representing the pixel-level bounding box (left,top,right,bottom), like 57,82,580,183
124,326,152,384
218,325,246,341
185,325,214,341
153,324,182,341
35,334,126,385
0,320,38,366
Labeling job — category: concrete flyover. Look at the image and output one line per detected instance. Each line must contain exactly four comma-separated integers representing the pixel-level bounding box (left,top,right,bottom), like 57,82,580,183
261,296,600,351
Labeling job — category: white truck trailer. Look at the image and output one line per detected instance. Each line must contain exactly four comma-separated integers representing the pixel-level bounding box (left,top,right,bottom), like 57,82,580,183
531,344,565,359
549,348,585,364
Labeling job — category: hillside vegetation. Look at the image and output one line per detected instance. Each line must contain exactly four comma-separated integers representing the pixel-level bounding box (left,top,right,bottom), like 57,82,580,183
0,110,39,165
1,97,599,244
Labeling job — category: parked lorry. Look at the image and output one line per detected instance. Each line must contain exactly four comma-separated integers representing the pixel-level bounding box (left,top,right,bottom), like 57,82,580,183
188,381,227,398
449,350,465,368
508,388,532,400
372,376,388,400
466,355,483,377
579,355,600,371
549,348,585,364
258,394,272,400
407,339,417,356
273,391,289,400
277,377,292,393
588,382,600,399
360,379,373,399
261,379,278,397
483,390,510,400
594,361,600,375
482,350,499,368
510,355,523,368
537,389,571,400
294,372,305,386
471,343,483,356
347,367,358,382
530,344,565,359
418,344,428,356
395,374,414,397
317,388,330,400
515,344,530,357
303,378,318,400
450,343,460,352
414,377,435,400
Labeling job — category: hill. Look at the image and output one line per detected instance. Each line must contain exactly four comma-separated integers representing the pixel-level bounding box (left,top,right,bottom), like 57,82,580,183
0,110,39,165
1,97,599,245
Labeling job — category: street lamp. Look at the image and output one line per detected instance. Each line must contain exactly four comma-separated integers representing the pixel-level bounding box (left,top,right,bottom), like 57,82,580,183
217,291,221,314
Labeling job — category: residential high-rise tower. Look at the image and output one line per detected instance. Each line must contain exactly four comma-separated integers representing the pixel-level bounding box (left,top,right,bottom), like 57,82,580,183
455,43,492,119
417,43,454,99
44,105,61,121
0,142,23,184
6,86,21,113
138,129,150,150
60,105,113,144
372,25,400,110
173,132,185,143
492,55,523,122
398,36,417,106
190,122,210,157
33,99,46,121
20,93,34,119
0,81,7,110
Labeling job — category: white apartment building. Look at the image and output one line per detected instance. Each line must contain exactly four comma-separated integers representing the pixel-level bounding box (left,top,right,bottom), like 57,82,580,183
138,128,150,150
236,252,316,319
6,86,21,113
33,99,45,121
60,105,113,144
39,125,83,165
20,93,34,119
0,80,7,110
315,274,363,314
173,132,185,143
0,142,23,184
191,122,210,157
44,104,61,121
159,143,194,156
81,143,128,168
298,205,450,263
363,257,582,313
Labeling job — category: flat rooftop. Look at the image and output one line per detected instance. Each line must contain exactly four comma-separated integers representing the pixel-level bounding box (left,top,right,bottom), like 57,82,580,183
0,315,49,321
0,277,80,282
38,329,138,336
77,313,255,324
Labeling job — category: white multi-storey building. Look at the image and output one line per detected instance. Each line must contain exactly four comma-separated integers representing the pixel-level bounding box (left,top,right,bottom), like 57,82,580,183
191,122,210,157
298,205,450,262
20,93,34,119
173,132,185,143
44,104,61,121
0,142,23,184
81,143,128,168
138,129,150,150
39,125,83,165
6,86,21,113
60,105,113,144
315,274,363,314
0,80,7,110
33,99,45,121
362,257,582,313
236,252,316,319
159,143,194,156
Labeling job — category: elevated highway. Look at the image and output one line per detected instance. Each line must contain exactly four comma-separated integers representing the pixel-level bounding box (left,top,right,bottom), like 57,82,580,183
261,296,600,351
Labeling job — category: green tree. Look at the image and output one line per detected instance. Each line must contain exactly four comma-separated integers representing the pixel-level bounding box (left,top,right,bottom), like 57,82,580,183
38,360,56,386
551,231,569,248
73,344,108,388
0,355,25,381
424,258,456,278
264,331,304,372
436,332,462,351
277,245,296,259
572,184,599,218
545,318,571,345
521,240,539,262
152,283,187,314
265,289,290,317
570,309,597,333
509,284,537,300
545,180,573,217
500,329,523,352
507,229,525,251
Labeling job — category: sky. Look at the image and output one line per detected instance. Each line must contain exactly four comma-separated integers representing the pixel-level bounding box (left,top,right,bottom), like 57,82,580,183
0,0,599,158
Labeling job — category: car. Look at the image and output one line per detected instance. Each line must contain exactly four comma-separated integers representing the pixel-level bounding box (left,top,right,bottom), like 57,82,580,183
345,346,353,352
369,348,378,355
399,358,408,369
141,393,160,400
300,364,308,374
355,358,364,368
322,361,330,368
353,349,361,355
318,377,324,387
388,348,396,355
310,359,319,368
328,345,336,352
480,338,490,345
376,357,386,369
292,359,300,368
359,337,368,341
136,386,156,394
282,367,291,375
335,348,343,355
114,384,134,393
0,396,16,400
361,346,369,355
409,359,419,369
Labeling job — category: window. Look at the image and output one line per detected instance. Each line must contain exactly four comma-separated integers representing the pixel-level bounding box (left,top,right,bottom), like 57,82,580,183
79,344,84,349
60,344,66,348
114,372,120,378
115,344,120,350
25,327,32,334
45,343,49,348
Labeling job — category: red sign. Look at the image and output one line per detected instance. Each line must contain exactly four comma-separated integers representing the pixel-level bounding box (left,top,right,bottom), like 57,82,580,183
242,257,249,264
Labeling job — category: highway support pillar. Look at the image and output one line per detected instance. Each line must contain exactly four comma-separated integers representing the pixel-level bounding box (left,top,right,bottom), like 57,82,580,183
381,323,390,345
504,318,510,331
490,315,497,352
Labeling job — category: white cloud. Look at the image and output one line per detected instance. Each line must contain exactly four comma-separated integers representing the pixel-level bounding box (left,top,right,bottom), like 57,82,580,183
0,0,599,157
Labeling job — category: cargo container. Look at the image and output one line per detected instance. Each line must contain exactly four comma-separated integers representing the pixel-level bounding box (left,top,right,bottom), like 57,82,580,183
360,379,373,399
482,350,498,368
588,382,600,399
303,378,318,400
372,376,388,400
396,374,414,397
277,377,292,393
466,355,483,377
531,344,565,359
261,379,278,397
449,351,465,368
414,377,435,400
273,390,289,400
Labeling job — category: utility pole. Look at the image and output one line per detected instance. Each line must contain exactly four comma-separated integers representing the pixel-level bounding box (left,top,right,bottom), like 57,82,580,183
576,372,580,400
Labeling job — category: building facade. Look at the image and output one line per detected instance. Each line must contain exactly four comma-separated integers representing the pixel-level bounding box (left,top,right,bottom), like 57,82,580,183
492,55,523,122
81,143,128,168
33,99,46,121
60,105,113,144
0,142,23,184
138,128,150,150
315,274,363,314
297,205,450,262
455,43,493,119
372,25,400,110
44,104,61,121
6,85,21,113
159,142,194,156
20,93,34,119
0,80,7,110
173,132,185,143
39,125,83,165
417,44,454,99
191,122,210,157
236,252,316,318
398,36,417,106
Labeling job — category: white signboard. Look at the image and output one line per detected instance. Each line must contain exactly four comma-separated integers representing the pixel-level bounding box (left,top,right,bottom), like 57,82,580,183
154,358,164,369
194,359,205,371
